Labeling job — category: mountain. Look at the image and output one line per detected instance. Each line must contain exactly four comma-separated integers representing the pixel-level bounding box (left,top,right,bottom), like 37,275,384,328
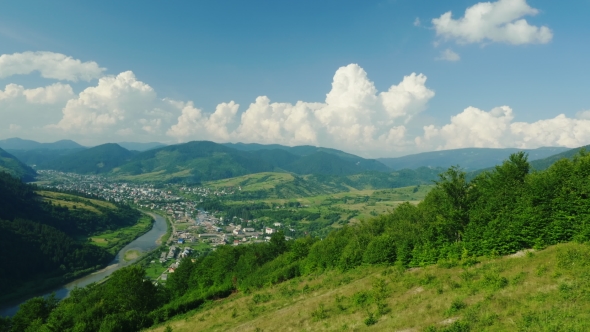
40,143,136,174
379,146,570,171
0,138,84,150
530,144,590,170
0,148,36,181
109,141,392,182
224,142,391,172
117,142,167,151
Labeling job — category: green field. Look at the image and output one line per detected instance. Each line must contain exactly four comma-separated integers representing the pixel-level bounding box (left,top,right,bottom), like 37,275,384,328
37,190,117,213
205,172,295,192
90,214,153,254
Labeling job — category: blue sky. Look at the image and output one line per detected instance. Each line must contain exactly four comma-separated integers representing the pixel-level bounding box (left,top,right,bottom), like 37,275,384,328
0,0,588,157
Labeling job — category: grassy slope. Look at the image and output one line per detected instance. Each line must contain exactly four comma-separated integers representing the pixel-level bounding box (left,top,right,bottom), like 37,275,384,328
149,242,590,332
37,190,153,255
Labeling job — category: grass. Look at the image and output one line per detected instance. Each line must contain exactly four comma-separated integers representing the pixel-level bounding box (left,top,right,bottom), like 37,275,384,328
147,242,590,332
124,249,140,261
37,190,117,214
205,172,296,192
89,214,153,254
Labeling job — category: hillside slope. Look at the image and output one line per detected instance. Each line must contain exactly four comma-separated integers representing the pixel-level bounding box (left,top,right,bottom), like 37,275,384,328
530,144,590,170
0,138,84,150
0,172,142,305
0,148,36,181
149,242,590,332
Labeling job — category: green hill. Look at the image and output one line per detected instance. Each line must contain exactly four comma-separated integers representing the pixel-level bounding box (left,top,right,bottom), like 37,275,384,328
146,242,590,332
379,146,569,171
225,142,391,172
0,148,36,181
0,172,143,306
40,143,136,174
111,141,391,183
529,144,590,170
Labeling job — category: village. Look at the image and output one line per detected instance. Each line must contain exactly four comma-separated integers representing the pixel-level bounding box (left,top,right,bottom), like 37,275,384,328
36,170,290,284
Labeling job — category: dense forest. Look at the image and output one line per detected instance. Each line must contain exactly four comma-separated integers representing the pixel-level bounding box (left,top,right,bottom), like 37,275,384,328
0,172,142,306
4,150,590,331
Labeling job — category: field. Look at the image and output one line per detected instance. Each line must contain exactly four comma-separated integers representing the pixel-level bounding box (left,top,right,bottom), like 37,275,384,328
36,190,116,213
214,184,434,236
205,172,296,192
148,242,590,331
89,214,153,254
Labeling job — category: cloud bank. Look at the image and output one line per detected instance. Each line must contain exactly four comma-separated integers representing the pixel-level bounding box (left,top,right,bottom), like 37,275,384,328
1,51,589,158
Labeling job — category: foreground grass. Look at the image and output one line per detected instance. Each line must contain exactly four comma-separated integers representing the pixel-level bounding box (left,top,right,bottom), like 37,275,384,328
148,242,590,332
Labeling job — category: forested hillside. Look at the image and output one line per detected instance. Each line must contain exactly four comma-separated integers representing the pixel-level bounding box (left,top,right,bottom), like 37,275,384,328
40,143,136,174
0,148,36,182
0,172,142,306
8,150,590,331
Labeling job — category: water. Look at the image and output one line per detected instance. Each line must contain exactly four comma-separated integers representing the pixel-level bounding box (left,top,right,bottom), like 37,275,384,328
0,212,167,317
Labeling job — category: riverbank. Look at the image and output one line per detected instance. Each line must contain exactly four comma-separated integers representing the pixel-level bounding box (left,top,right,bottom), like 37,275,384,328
0,212,168,317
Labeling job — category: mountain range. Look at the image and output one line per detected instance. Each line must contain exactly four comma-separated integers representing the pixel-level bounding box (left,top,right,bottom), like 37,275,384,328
1,137,588,183
378,146,570,171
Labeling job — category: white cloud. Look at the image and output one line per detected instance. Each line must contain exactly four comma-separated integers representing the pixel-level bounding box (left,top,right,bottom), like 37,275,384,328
0,51,105,81
165,64,436,156
417,106,590,150
166,100,239,142
0,83,73,104
432,0,553,45
50,71,175,140
576,110,590,120
414,17,421,27
436,48,461,61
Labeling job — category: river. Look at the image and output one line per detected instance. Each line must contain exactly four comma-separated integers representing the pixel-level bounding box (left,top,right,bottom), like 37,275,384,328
0,212,168,317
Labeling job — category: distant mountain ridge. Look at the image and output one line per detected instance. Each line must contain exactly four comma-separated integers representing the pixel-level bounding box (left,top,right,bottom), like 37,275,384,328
41,143,137,174
379,147,570,171
0,138,84,150
40,141,391,182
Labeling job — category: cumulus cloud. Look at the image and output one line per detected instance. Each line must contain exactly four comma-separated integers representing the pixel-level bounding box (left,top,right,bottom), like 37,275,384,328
0,51,105,81
432,0,553,45
417,106,590,151
576,110,590,120
50,71,175,140
166,100,240,142
0,83,74,104
437,48,461,61
167,64,435,156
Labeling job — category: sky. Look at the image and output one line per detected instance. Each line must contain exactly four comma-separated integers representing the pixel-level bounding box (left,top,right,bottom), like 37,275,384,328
0,0,589,158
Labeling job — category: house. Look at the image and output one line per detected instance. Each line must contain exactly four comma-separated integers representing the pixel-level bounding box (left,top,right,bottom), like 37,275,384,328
177,238,185,244
265,227,275,234
273,222,282,227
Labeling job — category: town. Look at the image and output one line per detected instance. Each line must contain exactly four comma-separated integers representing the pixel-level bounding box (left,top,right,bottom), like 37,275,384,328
36,170,289,283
